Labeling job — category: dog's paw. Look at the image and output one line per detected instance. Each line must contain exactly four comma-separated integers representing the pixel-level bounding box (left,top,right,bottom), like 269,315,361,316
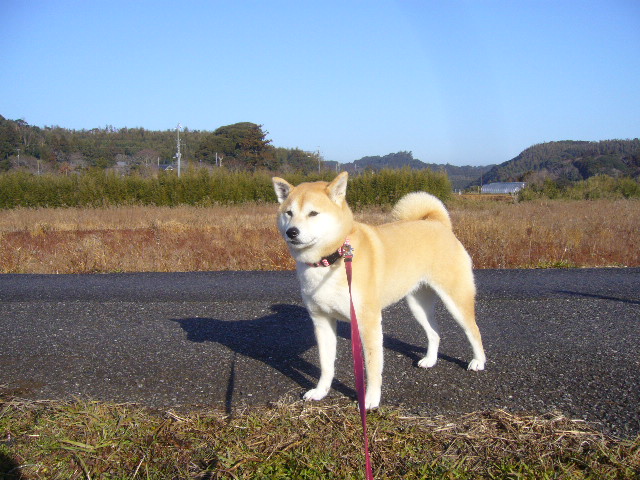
467,359,485,371
303,387,329,402
418,355,438,369
364,391,381,410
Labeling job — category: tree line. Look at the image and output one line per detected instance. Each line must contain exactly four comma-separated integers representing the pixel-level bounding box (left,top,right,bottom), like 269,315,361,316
0,116,324,175
3,114,639,195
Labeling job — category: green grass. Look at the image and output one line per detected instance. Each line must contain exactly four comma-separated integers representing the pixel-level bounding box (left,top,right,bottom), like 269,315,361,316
1,395,638,479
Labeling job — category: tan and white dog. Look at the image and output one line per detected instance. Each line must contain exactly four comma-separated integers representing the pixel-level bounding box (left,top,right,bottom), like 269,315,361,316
272,172,485,409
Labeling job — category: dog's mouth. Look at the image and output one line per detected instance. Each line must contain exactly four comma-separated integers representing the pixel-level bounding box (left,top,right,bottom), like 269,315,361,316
288,238,316,248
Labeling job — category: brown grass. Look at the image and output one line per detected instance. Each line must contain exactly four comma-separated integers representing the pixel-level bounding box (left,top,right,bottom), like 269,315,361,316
450,197,640,269
0,199,638,274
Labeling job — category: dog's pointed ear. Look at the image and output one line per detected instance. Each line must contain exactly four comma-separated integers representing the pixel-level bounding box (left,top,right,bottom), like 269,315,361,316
327,171,348,206
272,177,293,204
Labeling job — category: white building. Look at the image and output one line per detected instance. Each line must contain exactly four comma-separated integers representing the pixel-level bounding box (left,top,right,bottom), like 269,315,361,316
481,182,527,194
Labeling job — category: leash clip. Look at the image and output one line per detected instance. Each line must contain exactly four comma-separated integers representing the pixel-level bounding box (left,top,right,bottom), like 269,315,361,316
341,241,354,262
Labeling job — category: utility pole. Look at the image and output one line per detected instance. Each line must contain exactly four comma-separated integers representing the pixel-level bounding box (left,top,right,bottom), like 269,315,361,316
176,123,182,178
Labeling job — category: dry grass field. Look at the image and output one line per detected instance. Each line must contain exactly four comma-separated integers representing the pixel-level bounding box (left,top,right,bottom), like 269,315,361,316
0,198,638,273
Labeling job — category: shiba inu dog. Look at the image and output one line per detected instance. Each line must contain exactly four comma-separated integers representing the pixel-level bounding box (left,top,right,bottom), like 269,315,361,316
272,172,485,409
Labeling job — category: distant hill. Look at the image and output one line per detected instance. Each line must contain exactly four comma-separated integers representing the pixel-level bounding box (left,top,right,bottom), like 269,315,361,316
471,139,640,187
341,151,494,191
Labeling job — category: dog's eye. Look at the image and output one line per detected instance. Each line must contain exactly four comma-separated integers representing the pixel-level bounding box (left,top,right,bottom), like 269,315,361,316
308,211,319,217
285,210,293,217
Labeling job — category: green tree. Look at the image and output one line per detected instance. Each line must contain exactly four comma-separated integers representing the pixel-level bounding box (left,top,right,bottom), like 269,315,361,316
0,116,20,170
239,123,275,169
194,122,275,169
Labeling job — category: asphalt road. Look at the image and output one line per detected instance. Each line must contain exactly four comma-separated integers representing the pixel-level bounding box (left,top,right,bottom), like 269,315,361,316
1,269,639,438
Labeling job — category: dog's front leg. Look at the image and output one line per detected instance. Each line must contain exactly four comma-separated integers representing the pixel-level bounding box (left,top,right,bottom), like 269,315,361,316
360,310,384,410
303,312,337,402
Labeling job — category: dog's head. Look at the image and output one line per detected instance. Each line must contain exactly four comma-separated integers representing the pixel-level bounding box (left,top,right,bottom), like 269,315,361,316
272,172,354,264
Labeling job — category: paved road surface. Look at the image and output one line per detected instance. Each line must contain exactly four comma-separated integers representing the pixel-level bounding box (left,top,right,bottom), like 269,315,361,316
1,269,638,438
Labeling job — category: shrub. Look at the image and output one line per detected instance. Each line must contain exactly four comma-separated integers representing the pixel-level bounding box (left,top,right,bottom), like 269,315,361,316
0,168,451,209
518,175,640,201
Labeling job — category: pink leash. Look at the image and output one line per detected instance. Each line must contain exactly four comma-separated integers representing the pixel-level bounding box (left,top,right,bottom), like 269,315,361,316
343,241,374,480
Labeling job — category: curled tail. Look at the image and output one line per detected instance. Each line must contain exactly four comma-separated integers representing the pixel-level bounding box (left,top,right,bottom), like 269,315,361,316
391,192,452,229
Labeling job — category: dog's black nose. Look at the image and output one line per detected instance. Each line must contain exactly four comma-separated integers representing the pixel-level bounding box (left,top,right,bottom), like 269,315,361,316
286,227,300,239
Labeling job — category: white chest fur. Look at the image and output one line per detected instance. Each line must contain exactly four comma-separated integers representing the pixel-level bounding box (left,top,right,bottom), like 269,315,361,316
296,263,352,321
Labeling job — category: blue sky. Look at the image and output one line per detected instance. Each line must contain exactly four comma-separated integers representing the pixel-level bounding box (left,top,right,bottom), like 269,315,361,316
1,1,638,166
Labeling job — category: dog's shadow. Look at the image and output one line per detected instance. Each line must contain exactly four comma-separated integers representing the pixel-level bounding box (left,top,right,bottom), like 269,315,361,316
172,303,465,412
172,304,353,413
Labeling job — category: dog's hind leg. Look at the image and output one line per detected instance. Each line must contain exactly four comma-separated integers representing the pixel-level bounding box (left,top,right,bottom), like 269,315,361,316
304,312,337,402
406,286,440,368
434,285,486,371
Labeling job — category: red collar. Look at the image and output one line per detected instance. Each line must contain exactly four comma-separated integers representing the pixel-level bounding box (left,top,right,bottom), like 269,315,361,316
306,239,354,267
